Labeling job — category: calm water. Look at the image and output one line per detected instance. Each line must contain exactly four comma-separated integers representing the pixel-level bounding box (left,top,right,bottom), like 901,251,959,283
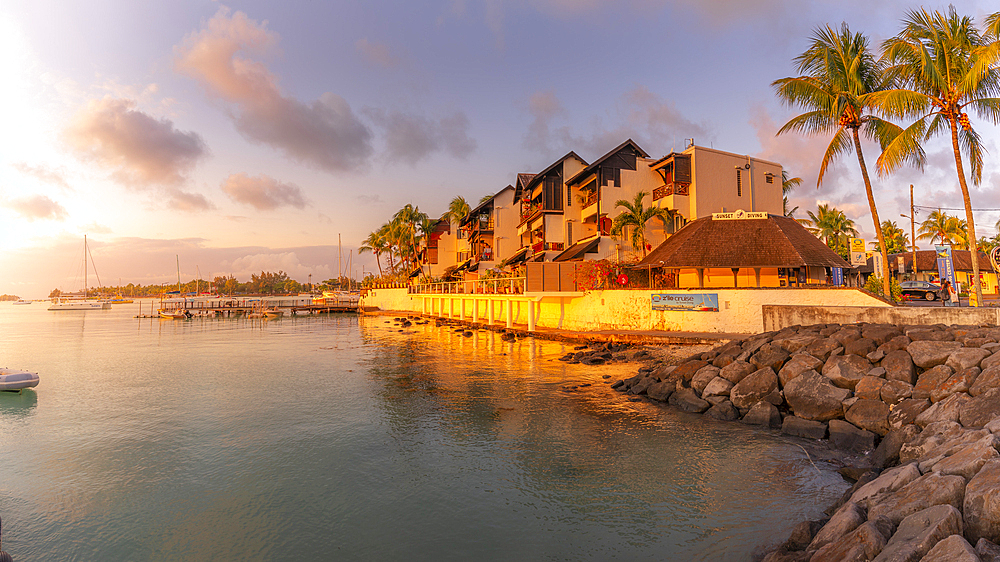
0,301,847,561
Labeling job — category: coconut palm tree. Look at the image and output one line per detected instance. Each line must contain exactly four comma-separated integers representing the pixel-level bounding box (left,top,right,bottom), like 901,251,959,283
609,191,672,258
946,216,970,249
773,23,902,297
917,209,952,245
359,228,387,276
806,203,858,258
782,170,803,217
876,220,910,254
444,196,471,225
875,7,1000,306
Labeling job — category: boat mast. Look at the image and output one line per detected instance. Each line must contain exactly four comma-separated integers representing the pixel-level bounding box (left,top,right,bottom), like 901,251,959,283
338,233,342,287
84,235,88,298
176,255,180,293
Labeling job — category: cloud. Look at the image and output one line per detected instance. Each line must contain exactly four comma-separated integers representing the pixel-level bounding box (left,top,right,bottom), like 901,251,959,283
167,188,215,211
4,194,68,221
175,8,373,172
356,194,382,205
365,109,477,165
221,251,332,280
355,38,402,69
221,172,306,210
65,97,207,187
82,222,113,234
12,162,72,190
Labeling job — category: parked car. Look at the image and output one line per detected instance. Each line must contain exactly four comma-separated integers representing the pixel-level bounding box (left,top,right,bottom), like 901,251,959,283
900,280,942,301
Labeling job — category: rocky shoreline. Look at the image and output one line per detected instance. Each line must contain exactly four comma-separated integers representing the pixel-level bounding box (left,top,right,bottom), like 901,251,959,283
611,321,1000,561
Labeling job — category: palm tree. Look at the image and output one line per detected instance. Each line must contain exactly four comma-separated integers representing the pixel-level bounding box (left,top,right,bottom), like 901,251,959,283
359,228,387,276
392,204,429,273
806,203,858,257
782,170,802,217
876,220,910,254
773,23,902,296
444,196,471,225
876,7,1000,306
917,209,952,245
609,191,672,258
946,216,970,249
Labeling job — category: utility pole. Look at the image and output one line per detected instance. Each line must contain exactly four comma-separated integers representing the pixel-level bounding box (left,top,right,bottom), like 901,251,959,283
338,233,343,287
911,185,917,280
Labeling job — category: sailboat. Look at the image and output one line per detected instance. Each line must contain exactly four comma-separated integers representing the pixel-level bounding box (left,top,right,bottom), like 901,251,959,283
48,235,112,311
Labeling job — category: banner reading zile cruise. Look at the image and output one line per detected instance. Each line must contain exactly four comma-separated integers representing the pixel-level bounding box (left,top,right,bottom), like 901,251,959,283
935,245,957,290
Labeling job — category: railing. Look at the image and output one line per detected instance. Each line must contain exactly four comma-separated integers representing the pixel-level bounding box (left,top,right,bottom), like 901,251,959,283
411,277,526,295
531,241,565,253
583,190,599,208
474,217,494,232
653,184,672,200
531,240,544,253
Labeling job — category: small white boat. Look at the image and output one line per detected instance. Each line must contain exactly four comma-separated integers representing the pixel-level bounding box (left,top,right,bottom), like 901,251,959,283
49,299,112,310
0,369,39,391
159,309,190,319
263,309,284,319
12,299,31,305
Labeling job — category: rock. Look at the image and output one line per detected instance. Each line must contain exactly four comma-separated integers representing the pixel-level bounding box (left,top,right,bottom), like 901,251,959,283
871,504,962,562
704,400,739,421
899,421,966,465
784,370,852,421
889,399,932,430
867,472,966,525
628,376,654,395
907,340,963,369
782,416,827,439
960,388,1000,428
741,401,782,428
849,462,922,508
737,338,769,361
947,347,992,372
760,550,811,562
730,367,780,409
869,366,887,378
829,419,877,453
919,534,979,562
719,360,756,384
691,366,721,394
774,333,819,353
645,380,674,402
865,326,904,346
881,379,914,405
907,328,954,342
823,354,873,390
705,395,728,406
751,346,790,372
971,366,1000,397
963,459,1000,544
831,327,862,347
988,418,1000,435
880,335,913,354
808,502,866,551
883,350,918,385
668,388,710,413
673,360,710,381
650,364,677,381
913,365,955,401
846,399,891,436
845,337,877,357
701,376,733,398
984,343,1000,354
983,352,1000,372
855,375,886,400
805,338,842,361
930,434,999,481
868,425,922,469
930,367,980,403
809,518,890,562
777,353,823,387
915,393,970,428
976,538,1000,562
782,519,823,551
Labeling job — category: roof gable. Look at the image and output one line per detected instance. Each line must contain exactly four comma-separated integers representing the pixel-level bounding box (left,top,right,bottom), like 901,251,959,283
566,139,649,186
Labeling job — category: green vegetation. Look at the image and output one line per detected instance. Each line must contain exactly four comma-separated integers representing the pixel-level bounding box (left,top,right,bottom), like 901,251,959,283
609,191,673,257
805,203,858,260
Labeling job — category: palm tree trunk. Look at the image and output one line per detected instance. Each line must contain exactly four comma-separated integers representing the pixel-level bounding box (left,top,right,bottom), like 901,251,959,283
374,251,383,276
950,117,983,306
852,128,891,298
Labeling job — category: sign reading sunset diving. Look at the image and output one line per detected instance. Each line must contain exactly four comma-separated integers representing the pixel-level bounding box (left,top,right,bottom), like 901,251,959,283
850,238,866,266
711,209,767,220
651,293,719,312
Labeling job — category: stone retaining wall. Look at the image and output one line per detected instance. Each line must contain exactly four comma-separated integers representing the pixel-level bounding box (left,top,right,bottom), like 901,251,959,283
764,305,1000,332
611,321,1000,561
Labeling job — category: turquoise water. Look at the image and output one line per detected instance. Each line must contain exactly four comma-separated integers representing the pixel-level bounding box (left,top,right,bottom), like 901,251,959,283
0,302,847,561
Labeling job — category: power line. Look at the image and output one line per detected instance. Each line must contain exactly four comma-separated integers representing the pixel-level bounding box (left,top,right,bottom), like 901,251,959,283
913,205,1000,212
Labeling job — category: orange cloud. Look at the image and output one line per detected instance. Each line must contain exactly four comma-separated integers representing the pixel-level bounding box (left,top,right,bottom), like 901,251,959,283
175,8,373,172
221,173,306,210
4,194,68,221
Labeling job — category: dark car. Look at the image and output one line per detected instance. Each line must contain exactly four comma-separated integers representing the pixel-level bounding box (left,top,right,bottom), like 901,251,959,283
900,280,942,301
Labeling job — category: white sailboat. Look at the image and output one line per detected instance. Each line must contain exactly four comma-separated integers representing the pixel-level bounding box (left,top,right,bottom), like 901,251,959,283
48,235,112,311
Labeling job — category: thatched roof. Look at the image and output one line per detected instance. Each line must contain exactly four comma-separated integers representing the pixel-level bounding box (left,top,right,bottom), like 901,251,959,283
891,249,992,273
638,214,850,269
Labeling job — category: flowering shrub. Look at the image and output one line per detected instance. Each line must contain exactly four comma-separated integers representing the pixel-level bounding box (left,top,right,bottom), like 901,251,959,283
864,275,903,302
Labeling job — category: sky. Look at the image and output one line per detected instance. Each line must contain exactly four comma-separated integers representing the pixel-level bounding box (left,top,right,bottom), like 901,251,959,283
2,0,1000,298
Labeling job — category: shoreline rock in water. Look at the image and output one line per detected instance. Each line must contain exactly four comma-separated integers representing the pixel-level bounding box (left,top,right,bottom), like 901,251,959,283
612,321,1000,561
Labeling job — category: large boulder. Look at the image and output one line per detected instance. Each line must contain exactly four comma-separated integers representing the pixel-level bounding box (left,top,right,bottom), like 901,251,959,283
881,379,914,405
773,333,819,354
913,365,955,401
845,337,877,358
781,416,827,439
929,434,1000,481
809,518,892,562
889,399,932,430
701,376,733,398
947,347,992,372
864,325,903,345
879,335,913,354
784,370,852,421
960,388,1000,429
919,534,980,562
976,537,1000,561
971,366,1000,397
849,462,922,508
829,419,876,453
854,375,886,400
673,360,711,381
646,380,674,402
808,502,866,551
867,472,966,525
907,340,963,369
730,367,780,409
823,354,873,390
868,424,921,469
668,388,710,413
883,349,917,385
871,505,963,562
963,459,1000,545
691,365,721,394
751,346,790,372
830,327,862,347
805,338,842,361
846,399,891,436
742,401,781,428
982,351,1000,372
930,367,980,403
777,353,823,387
719,360,756,384
704,400,739,421
916,393,970,428
907,328,954,342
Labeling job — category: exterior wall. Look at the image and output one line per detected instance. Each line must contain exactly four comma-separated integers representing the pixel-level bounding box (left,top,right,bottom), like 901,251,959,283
688,147,783,217
363,287,891,334
425,219,465,278
492,187,519,264
763,304,1000,332
677,267,782,288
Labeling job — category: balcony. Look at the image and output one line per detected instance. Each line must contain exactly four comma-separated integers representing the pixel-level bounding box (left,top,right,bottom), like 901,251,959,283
531,241,564,253
652,184,672,200
583,190,599,208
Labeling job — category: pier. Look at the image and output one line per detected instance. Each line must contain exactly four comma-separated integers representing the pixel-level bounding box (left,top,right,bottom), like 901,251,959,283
135,295,363,318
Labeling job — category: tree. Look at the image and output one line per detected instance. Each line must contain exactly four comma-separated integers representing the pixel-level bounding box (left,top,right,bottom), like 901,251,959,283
876,7,1000,306
806,203,858,259
917,209,953,245
445,196,471,224
359,228,387,276
609,191,672,258
876,220,910,254
773,23,902,297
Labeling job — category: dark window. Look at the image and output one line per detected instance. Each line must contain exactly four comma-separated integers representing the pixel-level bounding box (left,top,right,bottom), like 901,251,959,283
567,222,573,245
736,169,742,197
544,175,562,210
567,185,572,207
673,154,692,183
765,172,775,184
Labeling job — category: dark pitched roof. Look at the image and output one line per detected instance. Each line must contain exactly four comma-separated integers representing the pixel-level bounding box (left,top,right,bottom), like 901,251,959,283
553,236,601,262
890,249,992,273
460,185,513,227
523,152,588,193
638,214,851,269
565,139,650,186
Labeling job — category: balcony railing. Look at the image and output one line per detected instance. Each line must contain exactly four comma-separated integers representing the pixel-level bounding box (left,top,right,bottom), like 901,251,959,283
583,190,599,208
411,277,526,295
531,241,564,253
652,184,672,200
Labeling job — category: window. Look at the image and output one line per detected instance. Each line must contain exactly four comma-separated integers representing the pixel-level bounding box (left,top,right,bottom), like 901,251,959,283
567,185,572,207
736,169,742,197
566,222,573,245
765,172,775,184
543,175,562,210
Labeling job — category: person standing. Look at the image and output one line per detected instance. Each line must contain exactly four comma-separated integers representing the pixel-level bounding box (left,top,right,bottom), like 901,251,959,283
950,281,960,307
940,280,951,306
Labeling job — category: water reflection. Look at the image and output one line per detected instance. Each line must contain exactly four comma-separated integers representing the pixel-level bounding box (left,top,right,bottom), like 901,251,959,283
0,389,37,418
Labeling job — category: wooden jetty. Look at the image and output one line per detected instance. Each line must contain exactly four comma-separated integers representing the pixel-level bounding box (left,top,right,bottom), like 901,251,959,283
135,295,362,318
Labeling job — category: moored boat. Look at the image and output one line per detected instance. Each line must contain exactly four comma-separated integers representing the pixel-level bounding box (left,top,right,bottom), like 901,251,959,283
159,309,190,319
13,299,31,305
0,368,39,391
